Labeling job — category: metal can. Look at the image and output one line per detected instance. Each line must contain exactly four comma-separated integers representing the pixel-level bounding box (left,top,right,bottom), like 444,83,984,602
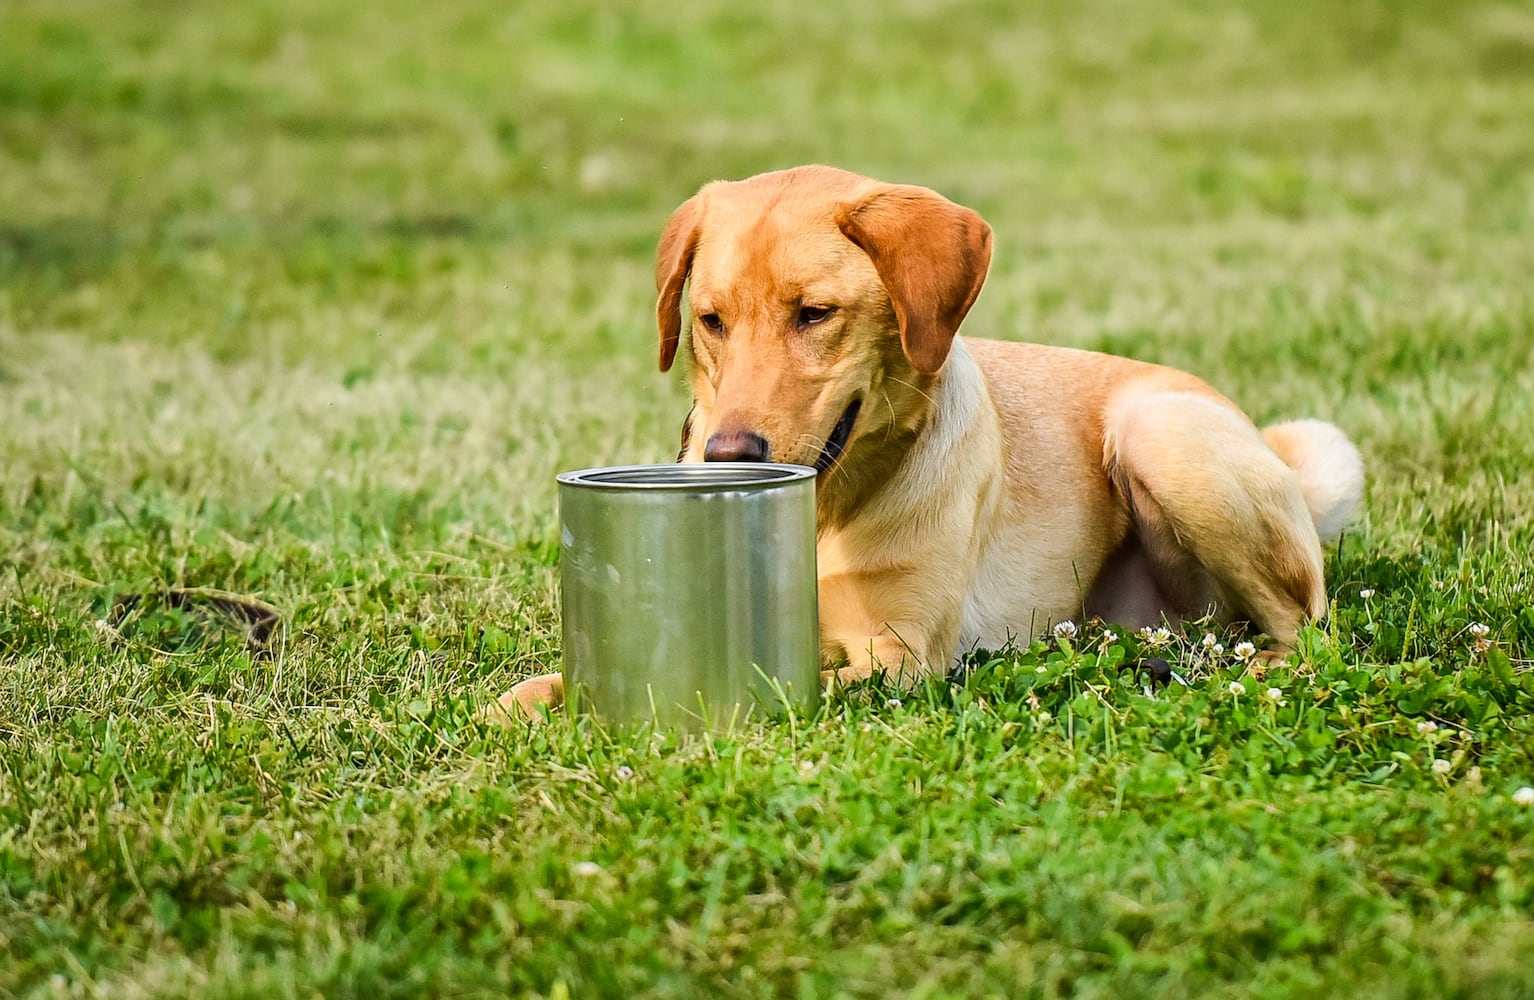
557,463,819,730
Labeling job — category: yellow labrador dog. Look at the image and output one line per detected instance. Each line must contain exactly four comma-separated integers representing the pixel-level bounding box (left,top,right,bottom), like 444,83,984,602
496,165,1363,719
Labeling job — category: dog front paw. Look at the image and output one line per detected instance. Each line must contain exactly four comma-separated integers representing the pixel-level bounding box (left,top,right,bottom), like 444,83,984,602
481,672,565,726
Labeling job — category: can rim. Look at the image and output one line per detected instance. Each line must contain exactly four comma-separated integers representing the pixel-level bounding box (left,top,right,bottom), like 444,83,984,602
557,462,817,491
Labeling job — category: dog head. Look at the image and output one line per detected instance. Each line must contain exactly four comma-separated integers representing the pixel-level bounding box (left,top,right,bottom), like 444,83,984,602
656,166,992,503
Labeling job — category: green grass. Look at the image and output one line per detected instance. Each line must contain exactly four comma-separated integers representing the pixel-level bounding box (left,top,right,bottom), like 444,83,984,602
4,0,1534,995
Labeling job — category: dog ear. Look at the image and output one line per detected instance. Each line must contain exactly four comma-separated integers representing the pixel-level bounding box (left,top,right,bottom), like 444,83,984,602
837,186,993,374
654,194,704,373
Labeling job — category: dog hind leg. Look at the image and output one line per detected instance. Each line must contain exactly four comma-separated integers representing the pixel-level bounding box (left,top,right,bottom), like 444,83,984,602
1104,391,1326,648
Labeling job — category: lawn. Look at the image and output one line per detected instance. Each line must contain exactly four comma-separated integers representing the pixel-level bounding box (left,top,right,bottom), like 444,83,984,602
3,0,1534,996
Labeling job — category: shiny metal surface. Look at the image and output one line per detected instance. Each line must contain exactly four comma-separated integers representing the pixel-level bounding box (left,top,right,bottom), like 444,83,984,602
558,463,820,730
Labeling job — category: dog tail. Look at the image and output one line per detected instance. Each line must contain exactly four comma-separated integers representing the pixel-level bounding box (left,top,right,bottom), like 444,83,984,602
1262,419,1365,542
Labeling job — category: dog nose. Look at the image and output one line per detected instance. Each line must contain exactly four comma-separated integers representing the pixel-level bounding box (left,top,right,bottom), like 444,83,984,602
704,431,770,462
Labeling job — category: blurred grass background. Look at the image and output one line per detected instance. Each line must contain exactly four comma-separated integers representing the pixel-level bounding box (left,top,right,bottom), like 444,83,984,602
5,0,1533,542
3,0,1534,996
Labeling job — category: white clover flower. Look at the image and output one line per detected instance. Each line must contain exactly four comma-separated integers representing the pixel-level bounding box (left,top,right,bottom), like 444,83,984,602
572,861,602,878
1359,589,1375,599
614,765,634,781
1513,786,1534,807
799,759,817,776
1137,626,1154,640
1417,720,1439,735
1212,643,1225,655
1468,622,1491,639
1229,681,1246,695
1432,758,1452,776
1202,633,1218,648
885,697,903,709
1053,620,1078,640
1234,641,1257,660
1266,687,1283,701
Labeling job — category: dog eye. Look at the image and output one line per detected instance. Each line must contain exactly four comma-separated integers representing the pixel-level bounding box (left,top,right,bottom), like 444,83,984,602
799,305,836,327
698,313,724,333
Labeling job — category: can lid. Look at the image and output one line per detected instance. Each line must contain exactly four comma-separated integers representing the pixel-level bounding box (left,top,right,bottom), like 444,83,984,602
557,463,816,491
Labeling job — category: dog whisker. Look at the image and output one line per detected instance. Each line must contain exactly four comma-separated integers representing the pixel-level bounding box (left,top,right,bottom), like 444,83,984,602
883,375,938,409
793,432,830,455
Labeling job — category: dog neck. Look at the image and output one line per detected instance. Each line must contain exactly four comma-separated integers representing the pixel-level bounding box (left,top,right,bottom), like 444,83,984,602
816,336,996,535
